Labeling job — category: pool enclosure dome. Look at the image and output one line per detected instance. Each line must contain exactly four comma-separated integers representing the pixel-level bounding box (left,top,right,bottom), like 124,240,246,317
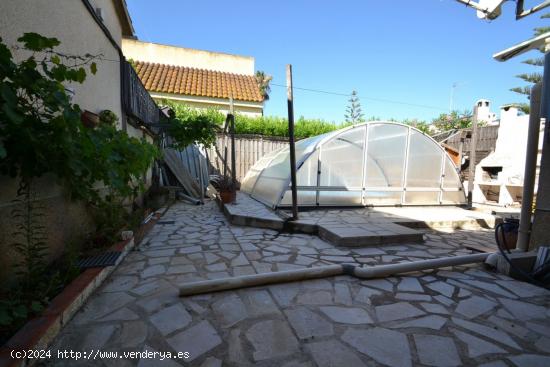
241,121,466,208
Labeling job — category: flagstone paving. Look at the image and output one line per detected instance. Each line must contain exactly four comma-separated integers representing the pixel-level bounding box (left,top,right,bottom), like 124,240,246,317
41,200,550,366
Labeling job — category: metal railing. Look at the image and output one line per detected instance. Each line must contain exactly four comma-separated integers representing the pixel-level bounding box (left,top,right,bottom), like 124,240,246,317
121,60,159,126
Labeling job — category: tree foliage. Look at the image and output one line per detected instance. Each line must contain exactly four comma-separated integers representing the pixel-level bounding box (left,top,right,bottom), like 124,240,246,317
431,110,475,132
0,33,158,203
0,33,158,333
344,90,365,124
255,71,272,101
402,119,430,134
510,13,550,113
160,101,221,149
159,99,356,140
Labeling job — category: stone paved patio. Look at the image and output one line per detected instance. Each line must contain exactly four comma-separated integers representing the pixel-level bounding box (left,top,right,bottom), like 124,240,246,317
225,192,498,247
42,200,550,366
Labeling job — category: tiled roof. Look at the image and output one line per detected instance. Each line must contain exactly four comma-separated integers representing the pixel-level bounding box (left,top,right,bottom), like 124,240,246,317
134,61,264,103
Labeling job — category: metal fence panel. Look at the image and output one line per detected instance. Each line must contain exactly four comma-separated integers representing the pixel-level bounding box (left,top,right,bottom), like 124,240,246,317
206,134,288,183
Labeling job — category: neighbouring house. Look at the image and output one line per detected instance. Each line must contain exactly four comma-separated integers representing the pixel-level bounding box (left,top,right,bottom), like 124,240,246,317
122,39,265,116
473,99,498,125
0,0,159,283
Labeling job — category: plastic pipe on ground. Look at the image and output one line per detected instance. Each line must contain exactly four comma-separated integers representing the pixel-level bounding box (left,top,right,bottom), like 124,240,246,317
179,264,343,296
352,253,489,278
179,253,490,297
177,192,201,205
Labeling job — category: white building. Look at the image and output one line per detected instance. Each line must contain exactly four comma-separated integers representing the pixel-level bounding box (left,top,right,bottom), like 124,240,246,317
474,99,498,125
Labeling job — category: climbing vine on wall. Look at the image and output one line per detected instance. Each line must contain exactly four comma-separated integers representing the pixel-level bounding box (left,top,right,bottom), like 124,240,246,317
0,33,158,334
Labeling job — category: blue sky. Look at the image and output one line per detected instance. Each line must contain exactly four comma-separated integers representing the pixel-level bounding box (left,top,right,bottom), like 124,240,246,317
127,0,546,123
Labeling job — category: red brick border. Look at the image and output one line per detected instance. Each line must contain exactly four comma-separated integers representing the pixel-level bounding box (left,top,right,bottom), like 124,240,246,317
0,212,163,367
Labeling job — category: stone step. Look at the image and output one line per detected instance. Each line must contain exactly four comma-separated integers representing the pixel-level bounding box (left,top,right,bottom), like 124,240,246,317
319,223,424,247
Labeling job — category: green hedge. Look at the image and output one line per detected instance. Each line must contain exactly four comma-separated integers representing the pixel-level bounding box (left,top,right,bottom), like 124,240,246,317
160,100,432,139
235,115,352,139
161,100,353,139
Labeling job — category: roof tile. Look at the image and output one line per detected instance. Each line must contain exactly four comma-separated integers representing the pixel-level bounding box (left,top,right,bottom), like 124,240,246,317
134,61,264,103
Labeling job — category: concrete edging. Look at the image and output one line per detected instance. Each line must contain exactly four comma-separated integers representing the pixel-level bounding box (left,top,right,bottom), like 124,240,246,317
221,199,425,247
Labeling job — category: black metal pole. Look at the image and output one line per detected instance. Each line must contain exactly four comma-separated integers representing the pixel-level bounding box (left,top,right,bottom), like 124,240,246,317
230,113,236,187
223,145,228,177
287,64,298,220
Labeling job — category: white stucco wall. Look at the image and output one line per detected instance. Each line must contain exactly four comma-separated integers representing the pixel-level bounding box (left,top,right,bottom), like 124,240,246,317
122,39,255,75
0,0,124,125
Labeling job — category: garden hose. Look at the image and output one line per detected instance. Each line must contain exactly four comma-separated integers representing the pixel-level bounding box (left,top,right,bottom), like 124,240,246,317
495,221,550,289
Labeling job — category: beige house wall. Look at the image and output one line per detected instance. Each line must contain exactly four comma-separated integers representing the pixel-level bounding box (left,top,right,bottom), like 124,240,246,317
0,0,125,127
122,39,255,75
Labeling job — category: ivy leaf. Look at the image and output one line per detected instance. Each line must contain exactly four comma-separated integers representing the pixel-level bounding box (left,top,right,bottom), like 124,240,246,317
0,41,14,74
0,142,6,159
18,32,60,51
3,103,23,124
76,67,86,83
12,304,28,319
90,62,97,75
30,301,43,313
0,307,12,326
0,83,16,105
51,64,68,82
51,55,61,65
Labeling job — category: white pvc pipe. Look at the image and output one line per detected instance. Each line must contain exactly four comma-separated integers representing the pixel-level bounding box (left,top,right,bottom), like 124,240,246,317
179,253,490,296
353,253,489,279
179,264,343,296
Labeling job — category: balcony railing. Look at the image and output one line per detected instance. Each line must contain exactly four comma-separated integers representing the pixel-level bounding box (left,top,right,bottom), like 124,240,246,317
121,60,159,126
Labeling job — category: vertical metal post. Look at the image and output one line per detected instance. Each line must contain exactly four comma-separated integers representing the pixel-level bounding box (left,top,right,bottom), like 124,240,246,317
457,131,465,178
223,146,228,177
287,64,299,220
230,114,236,186
198,151,205,204
229,95,237,187
530,50,550,249
467,105,479,208
517,83,542,251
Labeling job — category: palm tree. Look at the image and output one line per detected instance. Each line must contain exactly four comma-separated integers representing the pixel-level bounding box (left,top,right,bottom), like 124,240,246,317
255,71,272,101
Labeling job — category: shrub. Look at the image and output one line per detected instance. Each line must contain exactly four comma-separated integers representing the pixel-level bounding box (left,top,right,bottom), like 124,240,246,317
158,99,354,139
0,33,158,339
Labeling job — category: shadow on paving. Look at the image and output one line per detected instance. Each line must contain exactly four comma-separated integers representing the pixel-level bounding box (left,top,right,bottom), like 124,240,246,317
40,200,550,367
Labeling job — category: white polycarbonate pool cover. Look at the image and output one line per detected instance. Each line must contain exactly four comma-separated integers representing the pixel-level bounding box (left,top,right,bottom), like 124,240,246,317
241,122,466,208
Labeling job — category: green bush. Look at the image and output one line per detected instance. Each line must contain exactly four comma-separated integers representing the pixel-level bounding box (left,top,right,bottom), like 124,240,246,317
0,33,159,203
159,100,353,139
159,100,438,140
163,102,221,149
0,33,159,340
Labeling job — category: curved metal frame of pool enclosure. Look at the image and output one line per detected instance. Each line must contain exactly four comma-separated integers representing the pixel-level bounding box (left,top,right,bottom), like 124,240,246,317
242,121,466,209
